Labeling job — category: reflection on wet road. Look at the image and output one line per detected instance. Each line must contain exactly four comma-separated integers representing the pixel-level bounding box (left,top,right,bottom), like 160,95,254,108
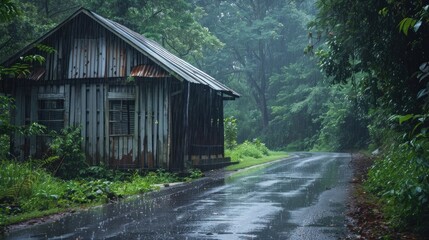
4,152,352,240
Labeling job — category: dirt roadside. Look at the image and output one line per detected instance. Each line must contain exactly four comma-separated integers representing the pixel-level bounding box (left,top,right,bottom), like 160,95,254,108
345,153,424,240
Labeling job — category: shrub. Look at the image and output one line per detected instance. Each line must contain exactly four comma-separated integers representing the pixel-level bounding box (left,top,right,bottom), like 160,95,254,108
111,172,154,196
78,166,131,182
49,126,87,179
62,180,117,204
143,169,179,184
184,168,204,182
224,116,238,149
366,142,429,230
0,161,66,219
226,140,270,162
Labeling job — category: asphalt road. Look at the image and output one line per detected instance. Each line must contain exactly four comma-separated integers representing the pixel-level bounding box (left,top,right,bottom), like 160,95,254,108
4,152,352,240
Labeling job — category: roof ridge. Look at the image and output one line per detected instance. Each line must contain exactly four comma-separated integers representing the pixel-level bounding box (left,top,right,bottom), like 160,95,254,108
2,8,239,98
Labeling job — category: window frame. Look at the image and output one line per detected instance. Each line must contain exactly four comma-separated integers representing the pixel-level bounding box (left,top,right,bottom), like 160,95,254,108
109,99,135,136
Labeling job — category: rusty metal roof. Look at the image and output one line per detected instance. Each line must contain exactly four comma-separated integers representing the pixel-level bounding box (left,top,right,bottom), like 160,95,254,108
130,65,170,78
2,8,239,98
87,10,239,98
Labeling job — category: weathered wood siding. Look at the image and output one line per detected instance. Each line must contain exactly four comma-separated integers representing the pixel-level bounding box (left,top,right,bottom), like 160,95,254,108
8,79,172,169
188,85,225,165
28,13,165,81
2,10,232,170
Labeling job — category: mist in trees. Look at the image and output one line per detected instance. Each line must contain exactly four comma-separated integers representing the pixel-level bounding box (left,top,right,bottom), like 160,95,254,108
4,0,421,154
2,0,429,232
1,0,338,152
195,0,335,150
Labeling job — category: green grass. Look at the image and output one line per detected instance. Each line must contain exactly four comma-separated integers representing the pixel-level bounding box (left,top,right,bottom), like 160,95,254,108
0,162,182,228
226,151,289,171
224,140,289,171
1,140,286,228
5,208,64,226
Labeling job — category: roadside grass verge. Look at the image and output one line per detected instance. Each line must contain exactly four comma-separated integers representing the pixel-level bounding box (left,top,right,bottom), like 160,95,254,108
226,151,289,171
0,162,200,229
225,140,289,171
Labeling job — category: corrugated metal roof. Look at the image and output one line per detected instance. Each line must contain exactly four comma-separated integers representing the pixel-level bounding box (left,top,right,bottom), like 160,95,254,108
87,10,239,98
2,8,239,98
130,64,170,78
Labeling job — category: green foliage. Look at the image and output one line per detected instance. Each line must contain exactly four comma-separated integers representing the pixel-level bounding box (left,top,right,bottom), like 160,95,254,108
0,135,8,160
144,169,179,184
312,0,429,232
313,0,428,115
226,139,269,162
0,96,11,159
0,96,46,138
49,126,87,179
0,0,19,22
0,1,61,63
225,151,288,171
111,169,178,196
0,161,36,203
366,142,429,229
0,159,188,227
188,168,204,179
183,168,204,182
224,116,238,149
313,83,369,151
62,180,117,204
266,58,329,150
0,160,66,226
198,0,315,131
76,0,223,61
398,18,417,36
78,166,131,182
111,174,153,196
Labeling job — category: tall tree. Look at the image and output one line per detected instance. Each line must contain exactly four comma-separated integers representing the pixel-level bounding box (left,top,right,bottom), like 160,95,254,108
313,0,429,115
312,0,429,229
197,0,314,132
267,57,330,149
0,0,223,64
78,0,223,61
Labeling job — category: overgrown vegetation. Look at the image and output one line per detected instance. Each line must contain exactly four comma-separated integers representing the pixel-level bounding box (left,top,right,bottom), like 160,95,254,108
225,139,288,171
311,0,429,234
226,139,269,161
0,159,182,228
2,0,429,235
48,126,87,179
0,125,185,229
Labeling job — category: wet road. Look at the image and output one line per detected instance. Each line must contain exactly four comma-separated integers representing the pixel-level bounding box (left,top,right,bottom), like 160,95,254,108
4,152,352,240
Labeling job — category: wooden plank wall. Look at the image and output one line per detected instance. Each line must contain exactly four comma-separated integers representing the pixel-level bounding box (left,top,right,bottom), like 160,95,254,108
30,79,171,169
7,78,224,171
188,85,224,160
3,12,206,169
39,13,157,81
66,83,105,165
136,79,170,169
169,82,186,171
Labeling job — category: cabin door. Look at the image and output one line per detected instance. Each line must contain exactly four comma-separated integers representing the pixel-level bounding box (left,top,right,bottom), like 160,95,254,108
108,99,136,168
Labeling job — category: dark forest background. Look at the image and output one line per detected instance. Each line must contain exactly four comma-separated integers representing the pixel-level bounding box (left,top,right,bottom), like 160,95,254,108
1,0,429,231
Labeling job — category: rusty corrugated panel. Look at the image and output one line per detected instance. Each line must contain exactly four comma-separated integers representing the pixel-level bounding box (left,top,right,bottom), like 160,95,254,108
130,64,170,78
89,10,239,98
1,8,239,98
18,68,46,81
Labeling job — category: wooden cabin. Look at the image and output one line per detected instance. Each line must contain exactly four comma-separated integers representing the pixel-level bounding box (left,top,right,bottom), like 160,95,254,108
0,8,239,171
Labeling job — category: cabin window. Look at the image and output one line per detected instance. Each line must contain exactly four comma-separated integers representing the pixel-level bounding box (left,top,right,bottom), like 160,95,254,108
109,100,135,135
38,99,64,132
